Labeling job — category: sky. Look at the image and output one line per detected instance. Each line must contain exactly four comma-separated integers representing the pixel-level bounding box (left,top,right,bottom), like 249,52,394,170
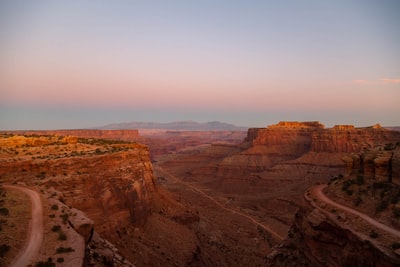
0,0,399,130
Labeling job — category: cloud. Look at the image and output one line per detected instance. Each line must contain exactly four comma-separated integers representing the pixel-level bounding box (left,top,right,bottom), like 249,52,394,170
352,78,400,86
381,78,400,84
352,80,369,85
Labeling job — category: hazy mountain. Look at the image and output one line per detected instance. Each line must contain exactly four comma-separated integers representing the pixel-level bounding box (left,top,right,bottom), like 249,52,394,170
97,121,248,131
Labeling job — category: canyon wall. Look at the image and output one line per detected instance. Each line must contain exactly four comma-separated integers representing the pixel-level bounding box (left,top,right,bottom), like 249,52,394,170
0,137,155,229
311,124,400,153
246,122,400,154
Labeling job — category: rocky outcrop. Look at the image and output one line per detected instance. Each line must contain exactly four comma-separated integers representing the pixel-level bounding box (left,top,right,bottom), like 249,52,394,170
267,205,400,266
342,146,400,184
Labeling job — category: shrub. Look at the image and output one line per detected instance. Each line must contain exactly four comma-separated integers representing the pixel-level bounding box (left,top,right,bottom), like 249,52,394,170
56,246,74,253
345,189,353,196
0,244,10,257
376,201,388,213
393,207,400,218
353,197,362,206
369,230,379,238
58,232,67,241
34,258,55,267
372,182,386,189
51,204,58,210
51,225,61,232
356,175,364,185
60,213,69,224
57,257,64,263
392,242,400,249
0,208,9,216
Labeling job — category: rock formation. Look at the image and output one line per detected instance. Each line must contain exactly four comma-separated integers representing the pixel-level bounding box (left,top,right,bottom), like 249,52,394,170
267,205,400,266
342,145,400,184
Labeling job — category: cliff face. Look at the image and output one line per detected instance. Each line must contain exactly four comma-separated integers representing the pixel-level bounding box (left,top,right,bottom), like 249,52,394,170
246,122,400,154
343,146,400,185
0,136,155,228
311,124,400,153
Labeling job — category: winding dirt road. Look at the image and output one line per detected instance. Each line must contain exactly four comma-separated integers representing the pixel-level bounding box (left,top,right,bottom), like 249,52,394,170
156,166,284,241
4,185,43,267
309,184,400,238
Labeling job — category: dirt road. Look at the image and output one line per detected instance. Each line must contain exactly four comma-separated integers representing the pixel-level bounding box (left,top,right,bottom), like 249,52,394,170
309,184,400,238
4,185,43,267
156,166,284,241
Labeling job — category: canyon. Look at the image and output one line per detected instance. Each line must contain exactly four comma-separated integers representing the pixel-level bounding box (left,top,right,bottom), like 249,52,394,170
1,121,400,266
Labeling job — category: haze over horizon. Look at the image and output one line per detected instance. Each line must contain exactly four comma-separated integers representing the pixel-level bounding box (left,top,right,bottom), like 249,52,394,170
1,1,399,130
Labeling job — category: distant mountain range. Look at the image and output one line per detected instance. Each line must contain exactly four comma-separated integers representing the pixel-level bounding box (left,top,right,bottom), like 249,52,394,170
97,121,248,131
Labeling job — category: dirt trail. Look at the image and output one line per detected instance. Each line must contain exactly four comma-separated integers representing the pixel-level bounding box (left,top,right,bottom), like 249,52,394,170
156,166,284,241
309,184,400,238
4,185,43,267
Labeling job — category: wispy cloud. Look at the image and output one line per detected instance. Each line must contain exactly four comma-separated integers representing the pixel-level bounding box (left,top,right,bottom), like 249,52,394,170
352,78,400,86
381,78,400,84
352,80,369,85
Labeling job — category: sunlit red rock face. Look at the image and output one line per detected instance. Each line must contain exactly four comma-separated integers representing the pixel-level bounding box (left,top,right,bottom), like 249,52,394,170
167,121,400,199
0,138,155,230
311,124,400,153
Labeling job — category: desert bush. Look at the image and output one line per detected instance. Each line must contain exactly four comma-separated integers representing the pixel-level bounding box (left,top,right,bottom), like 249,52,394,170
58,232,67,241
372,182,387,189
393,207,400,218
392,242,400,249
376,200,388,213
56,246,74,253
0,208,9,216
369,230,379,238
60,213,69,224
35,258,55,267
57,257,64,263
356,175,364,185
0,244,10,257
51,225,61,232
353,196,362,206
51,204,58,210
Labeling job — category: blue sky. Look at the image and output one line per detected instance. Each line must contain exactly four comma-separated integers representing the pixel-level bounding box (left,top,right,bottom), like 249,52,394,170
1,0,399,129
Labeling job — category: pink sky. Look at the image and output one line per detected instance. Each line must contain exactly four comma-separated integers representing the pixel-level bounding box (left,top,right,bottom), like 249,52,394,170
0,1,399,129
